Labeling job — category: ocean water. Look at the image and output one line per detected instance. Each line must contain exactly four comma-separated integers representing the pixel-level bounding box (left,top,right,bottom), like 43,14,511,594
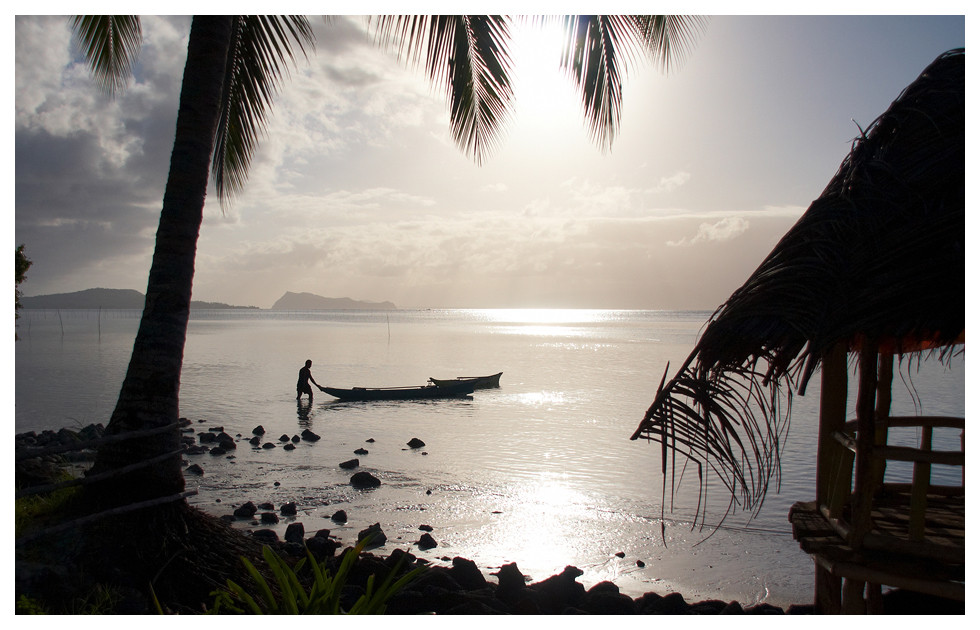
14,308,965,607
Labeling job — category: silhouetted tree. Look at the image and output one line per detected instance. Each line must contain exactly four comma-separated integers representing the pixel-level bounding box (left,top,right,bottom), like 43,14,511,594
15,244,32,338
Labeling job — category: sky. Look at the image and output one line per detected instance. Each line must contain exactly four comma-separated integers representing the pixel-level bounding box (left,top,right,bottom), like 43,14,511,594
12,6,968,310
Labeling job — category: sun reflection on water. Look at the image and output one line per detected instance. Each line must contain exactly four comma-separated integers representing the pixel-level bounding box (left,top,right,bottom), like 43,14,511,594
488,478,591,571
469,308,609,325
442,474,626,583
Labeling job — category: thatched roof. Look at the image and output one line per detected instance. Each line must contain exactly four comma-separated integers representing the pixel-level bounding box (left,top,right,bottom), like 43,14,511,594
631,48,964,527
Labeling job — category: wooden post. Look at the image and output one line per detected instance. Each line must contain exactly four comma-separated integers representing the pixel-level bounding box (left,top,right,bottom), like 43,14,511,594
815,565,842,614
848,338,879,548
909,424,933,540
866,582,884,614
842,578,867,614
817,342,849,510
873,352,893,487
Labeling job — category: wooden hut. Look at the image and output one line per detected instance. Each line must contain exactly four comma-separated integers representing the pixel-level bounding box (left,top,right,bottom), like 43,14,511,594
630,48,964,613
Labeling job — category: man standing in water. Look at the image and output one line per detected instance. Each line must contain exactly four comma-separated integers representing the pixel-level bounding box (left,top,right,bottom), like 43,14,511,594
296,359,320,401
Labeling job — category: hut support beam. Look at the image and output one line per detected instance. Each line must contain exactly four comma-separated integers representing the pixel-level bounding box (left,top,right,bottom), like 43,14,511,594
848,338,879,547
817,343,848,511
813,342,848,613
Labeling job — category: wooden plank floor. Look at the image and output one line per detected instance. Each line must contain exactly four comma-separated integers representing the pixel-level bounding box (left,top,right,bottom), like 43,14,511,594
789,500,965,601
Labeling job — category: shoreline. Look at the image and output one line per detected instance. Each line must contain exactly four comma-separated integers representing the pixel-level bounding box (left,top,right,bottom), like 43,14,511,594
15,423,964,615
17,422,807,613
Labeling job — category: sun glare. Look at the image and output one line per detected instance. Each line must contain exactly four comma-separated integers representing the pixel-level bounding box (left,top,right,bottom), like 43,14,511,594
508,20,578,124
476,308,603,324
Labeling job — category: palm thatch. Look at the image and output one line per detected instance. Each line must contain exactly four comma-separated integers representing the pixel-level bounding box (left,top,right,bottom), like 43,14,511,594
631,48,964,529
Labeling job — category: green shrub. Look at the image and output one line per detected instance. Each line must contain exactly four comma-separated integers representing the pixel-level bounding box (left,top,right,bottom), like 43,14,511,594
16,595,48,615
208,537,422,614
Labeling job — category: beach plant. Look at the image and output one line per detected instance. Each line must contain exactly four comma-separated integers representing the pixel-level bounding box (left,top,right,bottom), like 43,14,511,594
16,595,48,615
207,538,423,614
15,472,81,538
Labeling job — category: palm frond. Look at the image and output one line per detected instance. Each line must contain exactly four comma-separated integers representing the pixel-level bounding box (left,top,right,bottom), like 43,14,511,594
69,16,143,97
635,349,793,531
557,15,706,152
371,15,515,166
558,15,639,153
630,15,708,74
211,15,315,205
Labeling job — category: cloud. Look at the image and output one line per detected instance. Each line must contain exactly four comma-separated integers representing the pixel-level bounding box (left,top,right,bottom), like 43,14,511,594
666,217,750,247
655,171,691,193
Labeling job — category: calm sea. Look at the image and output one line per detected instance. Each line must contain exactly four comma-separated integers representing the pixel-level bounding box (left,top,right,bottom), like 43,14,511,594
14,308,965,607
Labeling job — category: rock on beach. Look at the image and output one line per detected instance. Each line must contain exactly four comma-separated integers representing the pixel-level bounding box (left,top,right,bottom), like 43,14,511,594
350,471,381,488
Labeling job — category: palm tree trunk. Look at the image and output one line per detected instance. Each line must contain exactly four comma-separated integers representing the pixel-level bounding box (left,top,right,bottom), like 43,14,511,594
87,16,235,505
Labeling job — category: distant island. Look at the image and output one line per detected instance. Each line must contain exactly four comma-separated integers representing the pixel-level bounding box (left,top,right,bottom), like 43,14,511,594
271,291,396,310
20,288,258,310
20,288,395,310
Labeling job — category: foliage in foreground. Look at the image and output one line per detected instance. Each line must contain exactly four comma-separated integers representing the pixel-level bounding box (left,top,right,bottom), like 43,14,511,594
208,538,423,614
15,473,81,538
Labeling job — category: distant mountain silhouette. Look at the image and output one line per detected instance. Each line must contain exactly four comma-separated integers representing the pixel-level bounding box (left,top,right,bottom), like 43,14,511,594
271,291,396,310
20,288,257,310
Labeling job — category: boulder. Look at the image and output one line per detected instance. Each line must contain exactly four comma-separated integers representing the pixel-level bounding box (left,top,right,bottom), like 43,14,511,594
284,522,305,543
339,458,359,469
56,428,81,444
527,566,586,614
281,502,297,516
301,428,321,442
77,423,105,441
233,502,257,518
251,529,279,544
583,582,636,614
306,535,339,560
407,437,426,449
354,448,369,455
185,463,204,476
492,563,527,602
331,510,348,522
350,471,381,488
449,557,487,591
688,599,728,614
640,591,688,614
260,512,279,524
745,603,785,615
417,533,438,550
252,425,265,435
357,523,387,548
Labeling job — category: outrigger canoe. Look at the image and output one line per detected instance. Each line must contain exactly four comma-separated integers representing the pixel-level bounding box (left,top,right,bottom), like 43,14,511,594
428,371,502,389
318,380,475,402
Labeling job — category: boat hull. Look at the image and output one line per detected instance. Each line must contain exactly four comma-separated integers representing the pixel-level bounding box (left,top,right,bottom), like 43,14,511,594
318,381,474,402
428,372,502,389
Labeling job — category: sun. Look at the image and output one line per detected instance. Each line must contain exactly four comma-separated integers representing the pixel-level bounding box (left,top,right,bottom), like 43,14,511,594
507,20,579,125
